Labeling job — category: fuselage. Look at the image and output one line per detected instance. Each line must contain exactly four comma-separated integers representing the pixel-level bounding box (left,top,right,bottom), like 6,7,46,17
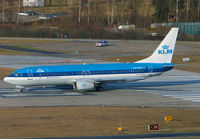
4,62,173,87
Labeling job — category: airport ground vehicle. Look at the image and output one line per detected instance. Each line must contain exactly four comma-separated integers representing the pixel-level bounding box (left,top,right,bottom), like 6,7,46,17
18,11,39,16
18,12,29,16
96,40,109,47
39,15,48,19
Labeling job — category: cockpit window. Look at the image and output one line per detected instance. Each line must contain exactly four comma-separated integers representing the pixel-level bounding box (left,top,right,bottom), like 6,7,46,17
11,72,21,76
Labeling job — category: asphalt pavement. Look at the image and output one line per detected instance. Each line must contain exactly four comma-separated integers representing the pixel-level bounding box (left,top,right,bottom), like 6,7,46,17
20,132,200,139
0,70,200,108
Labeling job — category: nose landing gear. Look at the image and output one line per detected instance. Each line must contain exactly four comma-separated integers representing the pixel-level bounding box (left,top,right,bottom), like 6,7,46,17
20,88,25,93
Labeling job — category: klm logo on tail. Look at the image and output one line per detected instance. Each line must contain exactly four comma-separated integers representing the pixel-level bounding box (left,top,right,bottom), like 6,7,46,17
158,45,172,55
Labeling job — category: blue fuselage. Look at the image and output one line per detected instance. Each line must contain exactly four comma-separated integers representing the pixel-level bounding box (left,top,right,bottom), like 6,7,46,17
4,62,174,91
7,63,173,78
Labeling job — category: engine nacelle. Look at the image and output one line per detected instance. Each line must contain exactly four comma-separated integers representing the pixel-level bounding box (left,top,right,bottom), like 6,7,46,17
74,81,95,90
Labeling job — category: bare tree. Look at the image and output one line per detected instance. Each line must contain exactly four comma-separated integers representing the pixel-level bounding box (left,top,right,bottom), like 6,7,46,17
121,0,124,24
106,0,110,24
88,0,90,24
176,0,179,22
186,0,190,21
199,0,200,21
17,0,20,24
2,0,4,24
49,0,53,6
111,0,115,24
79,0,81,24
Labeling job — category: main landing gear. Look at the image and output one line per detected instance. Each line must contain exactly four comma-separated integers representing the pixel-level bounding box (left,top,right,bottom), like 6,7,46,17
16,86,25,93
96,86,103,91
20,88,25,93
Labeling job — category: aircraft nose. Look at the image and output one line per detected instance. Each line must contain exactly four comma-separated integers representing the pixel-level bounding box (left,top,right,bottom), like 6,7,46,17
4,77,8,82
4,77,10,83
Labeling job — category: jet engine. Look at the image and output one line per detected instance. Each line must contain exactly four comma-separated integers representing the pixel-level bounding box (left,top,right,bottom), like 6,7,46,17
74,80,95,90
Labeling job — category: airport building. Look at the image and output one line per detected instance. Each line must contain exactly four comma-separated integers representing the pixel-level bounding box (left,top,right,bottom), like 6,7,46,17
151,22,200,35
23,0,45,7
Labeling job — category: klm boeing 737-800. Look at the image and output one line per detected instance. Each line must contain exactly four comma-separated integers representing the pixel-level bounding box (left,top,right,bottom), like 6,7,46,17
4,28,179,92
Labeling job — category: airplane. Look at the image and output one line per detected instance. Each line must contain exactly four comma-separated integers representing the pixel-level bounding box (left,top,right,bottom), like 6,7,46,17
4,28,179,93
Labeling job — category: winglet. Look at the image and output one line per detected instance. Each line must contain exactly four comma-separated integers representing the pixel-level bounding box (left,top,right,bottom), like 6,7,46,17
136,28,179,63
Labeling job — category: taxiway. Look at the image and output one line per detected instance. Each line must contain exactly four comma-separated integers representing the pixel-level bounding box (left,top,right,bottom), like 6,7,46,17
0,70,200,108
0,39,200,108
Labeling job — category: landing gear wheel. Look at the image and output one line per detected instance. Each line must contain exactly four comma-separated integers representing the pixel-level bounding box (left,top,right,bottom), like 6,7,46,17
20,88,25,93
96,86,103,91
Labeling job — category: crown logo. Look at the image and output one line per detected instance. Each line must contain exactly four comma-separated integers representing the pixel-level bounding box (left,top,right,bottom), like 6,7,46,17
82,83,87,87
162,45,169,49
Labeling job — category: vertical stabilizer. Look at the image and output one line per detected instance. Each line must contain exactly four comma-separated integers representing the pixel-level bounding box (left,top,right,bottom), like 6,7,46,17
136,28,179,63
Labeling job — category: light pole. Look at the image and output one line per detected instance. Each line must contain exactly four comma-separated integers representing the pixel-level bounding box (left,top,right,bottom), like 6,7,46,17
79,0,81,24
2,0,4,24
88,0,90,24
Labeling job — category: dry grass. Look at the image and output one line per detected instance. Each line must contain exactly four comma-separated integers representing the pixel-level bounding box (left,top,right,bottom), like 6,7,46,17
0,67,16,79
104,56,146,63
0,106,200,138
0,44,66,55
0,39,68,43
172,55,200,73
0,48,32,55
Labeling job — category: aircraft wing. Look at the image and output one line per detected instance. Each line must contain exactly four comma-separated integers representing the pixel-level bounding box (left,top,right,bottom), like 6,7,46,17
72,76,147,90
93,77,147,84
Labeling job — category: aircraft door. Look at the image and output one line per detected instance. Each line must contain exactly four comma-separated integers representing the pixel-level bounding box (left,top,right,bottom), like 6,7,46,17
148,65,153,75
36,68,45,85
27,69,33,80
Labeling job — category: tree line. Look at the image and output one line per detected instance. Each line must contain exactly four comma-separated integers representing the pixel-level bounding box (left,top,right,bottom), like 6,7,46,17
0,0,199,40
152,0,200,22
0,0,200,26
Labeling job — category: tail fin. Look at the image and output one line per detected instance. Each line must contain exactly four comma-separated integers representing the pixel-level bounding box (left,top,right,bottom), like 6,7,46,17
136,27,179,63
